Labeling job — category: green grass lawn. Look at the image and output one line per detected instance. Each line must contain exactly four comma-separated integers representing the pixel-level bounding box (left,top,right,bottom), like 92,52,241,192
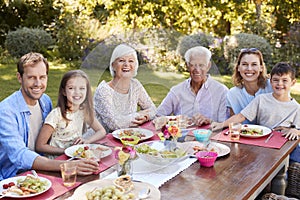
1,62,299,106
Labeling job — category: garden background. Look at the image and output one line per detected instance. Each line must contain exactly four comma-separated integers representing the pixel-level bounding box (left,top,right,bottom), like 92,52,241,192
0,0,299,104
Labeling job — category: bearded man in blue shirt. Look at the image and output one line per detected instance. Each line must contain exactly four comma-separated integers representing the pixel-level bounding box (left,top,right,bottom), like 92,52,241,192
0,52,99,180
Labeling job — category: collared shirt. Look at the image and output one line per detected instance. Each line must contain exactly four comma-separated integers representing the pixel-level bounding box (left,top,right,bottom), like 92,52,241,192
226,79,273,124
156,75,228,122
0,90,52,180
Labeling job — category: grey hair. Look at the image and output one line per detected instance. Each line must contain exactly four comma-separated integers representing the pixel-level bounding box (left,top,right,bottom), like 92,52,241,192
109,44,139,77
184,46,212,64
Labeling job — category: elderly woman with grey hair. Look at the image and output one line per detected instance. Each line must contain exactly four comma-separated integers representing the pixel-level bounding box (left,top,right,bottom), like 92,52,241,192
156,46,228,126
93,44,156,132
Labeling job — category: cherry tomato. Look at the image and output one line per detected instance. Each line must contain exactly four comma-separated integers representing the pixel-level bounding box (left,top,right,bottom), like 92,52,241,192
3,184,9,189
8,182,15,187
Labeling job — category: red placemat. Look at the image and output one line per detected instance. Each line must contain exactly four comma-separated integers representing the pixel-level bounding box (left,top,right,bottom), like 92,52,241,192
1,171,81,200
211,129,288,149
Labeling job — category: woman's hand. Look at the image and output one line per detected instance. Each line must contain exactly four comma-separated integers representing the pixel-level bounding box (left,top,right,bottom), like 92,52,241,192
274,127,300,140
72,159,99,175
131,115,148,126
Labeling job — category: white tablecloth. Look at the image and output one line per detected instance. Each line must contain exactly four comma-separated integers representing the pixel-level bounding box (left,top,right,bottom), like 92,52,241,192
104,157,197,188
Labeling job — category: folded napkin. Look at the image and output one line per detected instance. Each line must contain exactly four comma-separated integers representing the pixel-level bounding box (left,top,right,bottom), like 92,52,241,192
3,171,81,200
104,157,197,188
211,129,288,149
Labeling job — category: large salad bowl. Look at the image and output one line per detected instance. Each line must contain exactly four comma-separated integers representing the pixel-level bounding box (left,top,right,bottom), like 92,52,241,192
135,141,190,166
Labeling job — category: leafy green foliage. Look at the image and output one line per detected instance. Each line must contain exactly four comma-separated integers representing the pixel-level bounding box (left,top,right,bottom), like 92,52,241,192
177,33,214,58
5,27,54,57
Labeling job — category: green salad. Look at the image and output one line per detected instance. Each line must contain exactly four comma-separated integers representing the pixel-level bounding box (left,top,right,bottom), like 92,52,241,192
136,144,186,158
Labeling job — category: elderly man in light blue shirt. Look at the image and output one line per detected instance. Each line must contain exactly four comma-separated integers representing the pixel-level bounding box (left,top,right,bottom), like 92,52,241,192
157,46,228,126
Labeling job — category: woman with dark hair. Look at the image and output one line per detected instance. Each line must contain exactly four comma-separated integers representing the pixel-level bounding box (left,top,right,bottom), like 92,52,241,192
226,48,273,124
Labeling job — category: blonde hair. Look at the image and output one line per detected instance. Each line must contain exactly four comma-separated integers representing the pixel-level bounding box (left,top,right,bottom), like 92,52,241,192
109,44,139,77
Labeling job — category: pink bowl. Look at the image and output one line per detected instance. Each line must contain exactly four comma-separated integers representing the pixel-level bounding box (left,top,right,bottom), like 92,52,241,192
196,151,218,167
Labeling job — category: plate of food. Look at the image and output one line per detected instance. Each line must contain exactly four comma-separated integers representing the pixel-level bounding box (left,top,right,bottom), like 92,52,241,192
240,124,272,138
185,141,230,157
64,144,112,159
0,174,51,198
112,128,154,141
71,176,160,200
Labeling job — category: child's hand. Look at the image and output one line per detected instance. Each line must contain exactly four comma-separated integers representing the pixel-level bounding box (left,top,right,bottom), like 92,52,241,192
281,128,299,140
73,137,85,145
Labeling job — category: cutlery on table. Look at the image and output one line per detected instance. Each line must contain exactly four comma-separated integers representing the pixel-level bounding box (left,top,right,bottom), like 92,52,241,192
99,142,115,148
137,187,150,199
0,192,11,199
67,151,83,161
31,170,39,178
265,133,274,143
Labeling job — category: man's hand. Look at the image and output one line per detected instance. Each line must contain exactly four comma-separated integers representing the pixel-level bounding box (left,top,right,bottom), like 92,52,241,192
73,159,99,175
210,121,224,132
192,114,211,126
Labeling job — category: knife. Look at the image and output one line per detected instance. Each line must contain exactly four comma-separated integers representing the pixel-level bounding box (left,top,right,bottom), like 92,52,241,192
265,133,274,143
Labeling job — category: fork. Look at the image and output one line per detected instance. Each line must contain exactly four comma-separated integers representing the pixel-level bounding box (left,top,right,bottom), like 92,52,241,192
67,151,83,161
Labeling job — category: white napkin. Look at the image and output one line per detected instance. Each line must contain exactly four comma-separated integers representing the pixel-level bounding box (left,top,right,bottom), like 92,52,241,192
104,157,197,188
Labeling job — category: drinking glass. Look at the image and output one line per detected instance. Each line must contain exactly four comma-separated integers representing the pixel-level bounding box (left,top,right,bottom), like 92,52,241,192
91,148,103,163
229,122,241,141
60,162,77,187
153,116,167,130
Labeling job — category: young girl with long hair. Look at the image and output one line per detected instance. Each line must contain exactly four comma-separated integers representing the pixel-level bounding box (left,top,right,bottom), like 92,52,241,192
36,70,106,158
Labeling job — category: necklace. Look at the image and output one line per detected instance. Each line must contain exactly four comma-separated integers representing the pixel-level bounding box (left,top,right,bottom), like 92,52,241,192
111,80,130,92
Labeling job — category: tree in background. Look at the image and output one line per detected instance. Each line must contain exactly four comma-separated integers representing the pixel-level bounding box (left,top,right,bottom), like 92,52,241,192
0,0,299,74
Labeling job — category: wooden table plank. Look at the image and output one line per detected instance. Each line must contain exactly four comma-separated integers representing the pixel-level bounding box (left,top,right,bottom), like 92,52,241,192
36,133,298,200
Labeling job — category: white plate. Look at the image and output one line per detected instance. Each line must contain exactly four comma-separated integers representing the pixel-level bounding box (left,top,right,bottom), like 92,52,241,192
184,141,231,157
0,176,51,198
240,124,272,138
64,144,112,159
112,128,154,141
71,178,160,200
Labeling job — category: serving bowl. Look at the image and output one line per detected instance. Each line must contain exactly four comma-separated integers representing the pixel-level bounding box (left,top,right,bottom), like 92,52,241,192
135,141,189,166
196,151,218,167
120,135,140,146
193,129,212,142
